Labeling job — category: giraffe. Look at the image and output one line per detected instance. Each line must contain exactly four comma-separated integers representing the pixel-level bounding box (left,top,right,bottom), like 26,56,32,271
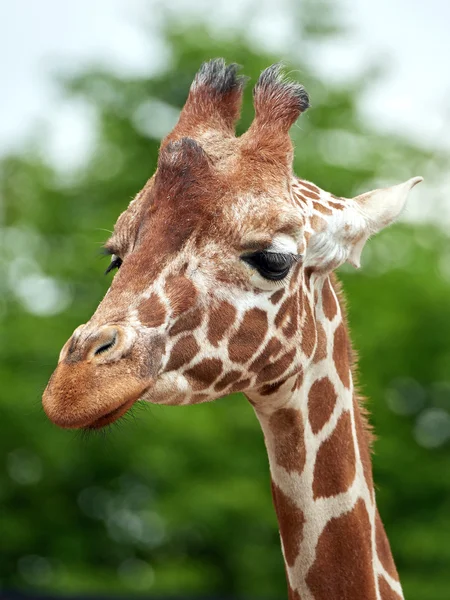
42,60,422,599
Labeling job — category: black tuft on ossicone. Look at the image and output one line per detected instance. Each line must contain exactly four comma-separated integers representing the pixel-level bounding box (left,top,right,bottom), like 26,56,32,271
192,58,248,95
254,63,310,114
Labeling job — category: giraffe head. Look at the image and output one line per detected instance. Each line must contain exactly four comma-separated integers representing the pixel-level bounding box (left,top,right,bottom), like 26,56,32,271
42,60,422,429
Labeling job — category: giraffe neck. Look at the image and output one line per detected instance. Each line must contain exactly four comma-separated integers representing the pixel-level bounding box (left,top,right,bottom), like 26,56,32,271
252,275,403,600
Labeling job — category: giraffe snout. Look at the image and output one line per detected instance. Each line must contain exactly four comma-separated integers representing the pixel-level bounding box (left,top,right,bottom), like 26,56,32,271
42,323,156,429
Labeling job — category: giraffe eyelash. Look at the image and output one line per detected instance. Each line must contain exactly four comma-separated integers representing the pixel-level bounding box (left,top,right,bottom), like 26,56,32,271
241,250,300,281
104,254,123,275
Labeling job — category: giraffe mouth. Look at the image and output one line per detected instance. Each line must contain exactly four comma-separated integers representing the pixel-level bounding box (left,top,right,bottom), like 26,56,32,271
85,396,138,430
42,352,155,430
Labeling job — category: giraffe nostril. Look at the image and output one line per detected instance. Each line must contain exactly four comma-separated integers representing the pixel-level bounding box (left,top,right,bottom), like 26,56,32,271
63,325,135,364
93,332,118,356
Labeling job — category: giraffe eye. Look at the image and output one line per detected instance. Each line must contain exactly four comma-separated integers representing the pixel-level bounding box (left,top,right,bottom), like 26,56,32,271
241,251,296,281
105,254,123,275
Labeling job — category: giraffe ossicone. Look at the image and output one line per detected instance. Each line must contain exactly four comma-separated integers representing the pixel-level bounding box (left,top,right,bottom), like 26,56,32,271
42,59,422,599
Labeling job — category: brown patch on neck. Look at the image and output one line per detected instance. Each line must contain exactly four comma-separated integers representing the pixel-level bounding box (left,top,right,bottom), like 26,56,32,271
303,267,313,289
256,348,296,384
259,379,288,395
270,289,285,305
306,498,377,600
169,307,202,336
165,275,198,318
290,372,303,392
322,277,337,320
302,188,320,200
329,200,345,210
185,357,223,390
214,369,243,392
207,301,237,347
308,377,337,434
269,408,306,474
301,298,316,358
300,180,320,194
271,481,305,568
138,293,166,328
312,410,356,499
310,214,327,233
228,308,268,363
333,322,351,388
229,377,250,392
312,201,333,215
249,337,283,373
282,294,299,338
275,296,295,330
190,392,210,404
166,334,199,371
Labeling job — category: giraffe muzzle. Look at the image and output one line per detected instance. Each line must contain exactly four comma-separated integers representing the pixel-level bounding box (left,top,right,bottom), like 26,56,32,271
42,324,161,429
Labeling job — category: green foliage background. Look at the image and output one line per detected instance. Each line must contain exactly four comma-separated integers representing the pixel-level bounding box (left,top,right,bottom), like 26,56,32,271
1,5,450,599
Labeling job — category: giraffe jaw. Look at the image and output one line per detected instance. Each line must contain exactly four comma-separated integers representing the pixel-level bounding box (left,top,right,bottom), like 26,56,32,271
43,326,165,430
83,394,142,430
42,358,155,430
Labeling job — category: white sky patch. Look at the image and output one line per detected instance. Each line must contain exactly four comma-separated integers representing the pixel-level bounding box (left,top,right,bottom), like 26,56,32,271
1,226,72,316
1,0,449,156
13,273,71,317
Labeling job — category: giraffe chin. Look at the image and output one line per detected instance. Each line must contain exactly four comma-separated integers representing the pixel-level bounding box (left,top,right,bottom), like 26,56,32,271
84,395,139,430
43,383,150,430
42,359,154,430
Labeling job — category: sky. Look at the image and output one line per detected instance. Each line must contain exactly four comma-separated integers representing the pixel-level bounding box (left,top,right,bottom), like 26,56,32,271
0,0,449,168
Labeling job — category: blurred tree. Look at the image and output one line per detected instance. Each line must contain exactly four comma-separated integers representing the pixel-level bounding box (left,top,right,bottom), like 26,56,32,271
1,4,449,600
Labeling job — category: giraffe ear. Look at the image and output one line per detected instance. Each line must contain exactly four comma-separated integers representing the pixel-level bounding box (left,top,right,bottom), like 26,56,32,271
348,176,423,267
305,177,423,270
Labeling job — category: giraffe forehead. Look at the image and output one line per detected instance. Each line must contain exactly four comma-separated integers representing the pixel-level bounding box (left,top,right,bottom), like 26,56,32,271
110,186,302,265
107,138,307,259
